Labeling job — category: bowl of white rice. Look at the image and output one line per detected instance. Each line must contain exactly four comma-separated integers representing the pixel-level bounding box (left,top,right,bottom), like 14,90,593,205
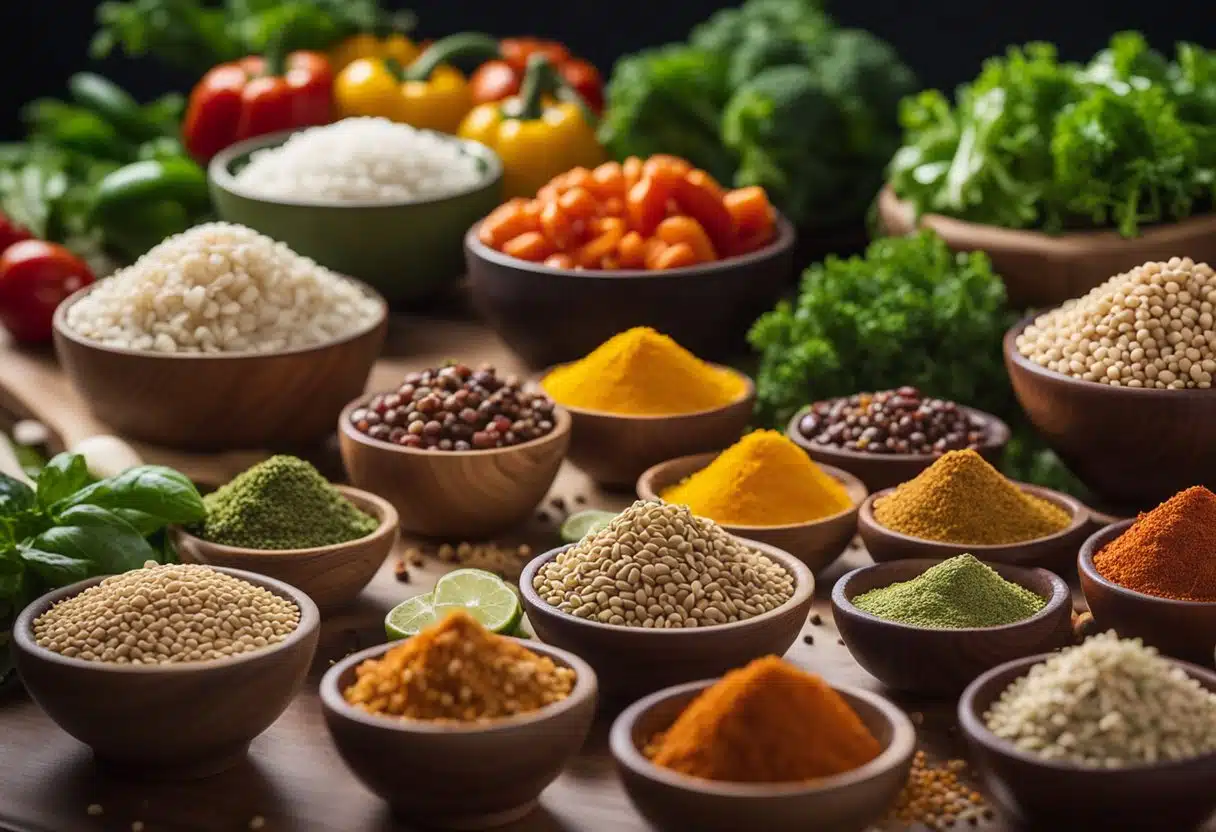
209,118,503,304
53,222,388,451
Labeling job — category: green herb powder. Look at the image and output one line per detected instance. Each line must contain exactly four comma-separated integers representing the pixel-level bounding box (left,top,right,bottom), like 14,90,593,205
200,455,378,550
851,554,1046,629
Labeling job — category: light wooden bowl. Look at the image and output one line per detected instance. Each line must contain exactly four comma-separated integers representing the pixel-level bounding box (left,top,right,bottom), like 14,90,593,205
320,638,597,828
610,678,915,832
1078,520,1216,666
52,279,388,451
12,567,319,780
172,485,398,613
636,452,867,575
543,367,756,489
959,654,1216,829
832,559,1074,694
338,397,571,539
857,482,1090,570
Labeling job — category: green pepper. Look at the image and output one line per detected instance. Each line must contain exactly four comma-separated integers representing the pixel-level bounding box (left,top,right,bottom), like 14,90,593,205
93,158,212,260
68,73,163,144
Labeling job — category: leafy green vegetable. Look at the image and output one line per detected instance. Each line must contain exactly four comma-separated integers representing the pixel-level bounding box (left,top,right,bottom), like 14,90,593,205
54,465,206,526
35,455,94,510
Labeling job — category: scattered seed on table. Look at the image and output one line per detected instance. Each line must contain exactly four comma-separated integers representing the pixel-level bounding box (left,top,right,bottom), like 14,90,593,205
810,613,822,626
837,637,844,646
802,634,814,645
574,494,587,505
394,563,411,583
86,804,103,817
249,816,266,830
132,822,144,832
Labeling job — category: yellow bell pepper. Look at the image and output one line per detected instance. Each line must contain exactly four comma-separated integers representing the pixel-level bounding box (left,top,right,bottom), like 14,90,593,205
330,32,420,73
333,33,501,134
459,54,606,198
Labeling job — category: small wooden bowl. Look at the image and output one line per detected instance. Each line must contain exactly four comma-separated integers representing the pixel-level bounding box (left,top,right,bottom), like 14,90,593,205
831,560,1074,694
636,452,867,575
858,482,1090,570
544,368,756,489
12,567,320,780
320,638,597,828
610,678,916,832
52,279,387,451
338,397,571,539
171,485,399,613
1078,520,1216,665
959,654,1216,829
785,404,1011,494
518,541,815,701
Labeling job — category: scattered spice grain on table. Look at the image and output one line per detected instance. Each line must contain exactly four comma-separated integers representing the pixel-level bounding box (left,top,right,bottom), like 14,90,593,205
884,751,989,830
661,430,851,526
873,449,1069,545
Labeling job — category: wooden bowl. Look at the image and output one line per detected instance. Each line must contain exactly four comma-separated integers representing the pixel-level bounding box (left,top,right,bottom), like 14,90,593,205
338,396,570,539
547,369,755,489
1006,316,1216,509
52,279,387,451
1078,520,1216,666
857,482,1090,570
12,567,320,779
636,452,867,575
171,485,399,613
878,185,1216,308
959,654,1216,829
610,678,915,832
831,560,1074,694
466,214,796,369
320,638,597,828
518,540,815,701
785,404,1012,494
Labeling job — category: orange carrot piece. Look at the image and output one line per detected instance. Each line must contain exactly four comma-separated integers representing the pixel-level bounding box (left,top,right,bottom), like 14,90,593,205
590,162,626,199
575,225,625,268
622,156,644,191
642,238,670,270
617,231,648,268
479,200,538,248
540,201,575,247
502,231,553,261
655,215,717,262
559,186,598,220
600,196,626,217
643,154,692,178
724,186,775,235
544,253,577,269
674,170,735,253
652,242,698,270
627,179,668,236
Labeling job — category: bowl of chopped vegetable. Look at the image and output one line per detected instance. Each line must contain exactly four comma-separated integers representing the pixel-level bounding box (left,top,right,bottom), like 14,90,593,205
209,122,504,304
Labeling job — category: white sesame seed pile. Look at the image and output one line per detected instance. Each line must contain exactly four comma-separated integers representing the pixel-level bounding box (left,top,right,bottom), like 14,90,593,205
533,500,795,628
983,631,1216,767
233,117,485,203
33,562,300,664
1016,257,1216,388
64,222,381,354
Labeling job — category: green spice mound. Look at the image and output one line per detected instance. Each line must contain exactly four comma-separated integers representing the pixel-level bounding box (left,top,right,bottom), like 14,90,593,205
851,554,1046,629
200,456,378,550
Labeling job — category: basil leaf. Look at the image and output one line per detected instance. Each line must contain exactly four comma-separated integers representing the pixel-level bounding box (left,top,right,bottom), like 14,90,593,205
0,474,35,518
18,545,91,586
32,505,157,576
108,508,164,537
36,453,94,509
53,465,205,526
0,549,26,596
6,508,52,545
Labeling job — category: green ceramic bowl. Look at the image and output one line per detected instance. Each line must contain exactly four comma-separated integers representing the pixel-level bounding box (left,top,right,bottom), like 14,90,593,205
209,128,503,304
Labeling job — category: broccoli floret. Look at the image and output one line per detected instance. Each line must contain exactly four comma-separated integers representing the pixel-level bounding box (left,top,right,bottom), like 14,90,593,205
692,0,830,55
727,32,816,89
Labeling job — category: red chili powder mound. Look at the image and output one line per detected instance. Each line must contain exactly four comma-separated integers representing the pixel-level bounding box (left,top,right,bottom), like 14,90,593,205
1093,486,1216,602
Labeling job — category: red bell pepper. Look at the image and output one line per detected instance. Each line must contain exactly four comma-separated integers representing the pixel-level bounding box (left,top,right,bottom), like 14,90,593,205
0,240,94,344
470,38,603,113
0,212,32,255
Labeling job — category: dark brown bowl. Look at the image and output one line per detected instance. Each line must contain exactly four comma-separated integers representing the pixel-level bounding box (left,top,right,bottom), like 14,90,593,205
636,451,867,575
832,560,1074,694
1078,520,1216,666
466,214,796,369
320,638,597,828
610,678,916,832
518,540,815,701
858,482,1090,570
959,654,1216,829
785,404,1012,494
12,567,320,779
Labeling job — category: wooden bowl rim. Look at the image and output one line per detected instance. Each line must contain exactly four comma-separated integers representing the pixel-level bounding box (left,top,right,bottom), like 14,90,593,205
635,451,867,532
831,558,1071,634
318,636,597,734
860,481,1090,551
518,539,815,637
537,366,755,422
208,127,505,209
169,484,399,560
609,678,916,796
465,211,795,280
12,565,320,674
338,395,572,459
52,276,389,361
785,402,1012,465
958,652,1216,773
1079,519,1216,609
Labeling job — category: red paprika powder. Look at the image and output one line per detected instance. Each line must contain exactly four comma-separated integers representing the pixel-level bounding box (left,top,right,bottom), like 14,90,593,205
1093,486,1216,602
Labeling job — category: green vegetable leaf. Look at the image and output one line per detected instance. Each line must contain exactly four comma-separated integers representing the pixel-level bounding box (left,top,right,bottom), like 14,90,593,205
0,475,36,518
36,454,95,510
18,546,91,587
108,508,166,537
0,549,26,597
32,505,157,576
53,465,205,527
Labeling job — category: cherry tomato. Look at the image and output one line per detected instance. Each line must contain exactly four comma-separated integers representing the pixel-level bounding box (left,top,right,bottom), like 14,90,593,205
0,240,94,344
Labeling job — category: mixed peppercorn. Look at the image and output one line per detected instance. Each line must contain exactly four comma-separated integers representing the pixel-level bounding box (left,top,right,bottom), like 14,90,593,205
797,388,986,456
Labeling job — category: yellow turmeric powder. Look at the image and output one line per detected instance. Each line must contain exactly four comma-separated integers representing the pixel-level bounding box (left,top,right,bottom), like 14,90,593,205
661,430,853,525
540,327,746,415
646,656,881,783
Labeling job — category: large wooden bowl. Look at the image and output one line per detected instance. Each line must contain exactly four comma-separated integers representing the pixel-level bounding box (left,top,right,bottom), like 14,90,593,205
52,279,387,451
338,397,570,539
636,452,866,575
1006,316,1216,508
878,185,1216,308
172,485,399,613
12,567,320,780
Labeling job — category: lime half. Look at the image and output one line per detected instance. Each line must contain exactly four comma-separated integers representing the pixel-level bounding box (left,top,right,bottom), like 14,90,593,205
560,509,617,544
385,593,439,640
432,568,522,634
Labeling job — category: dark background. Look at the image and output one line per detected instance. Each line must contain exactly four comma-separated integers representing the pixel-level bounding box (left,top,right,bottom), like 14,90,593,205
1,1,1213,139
